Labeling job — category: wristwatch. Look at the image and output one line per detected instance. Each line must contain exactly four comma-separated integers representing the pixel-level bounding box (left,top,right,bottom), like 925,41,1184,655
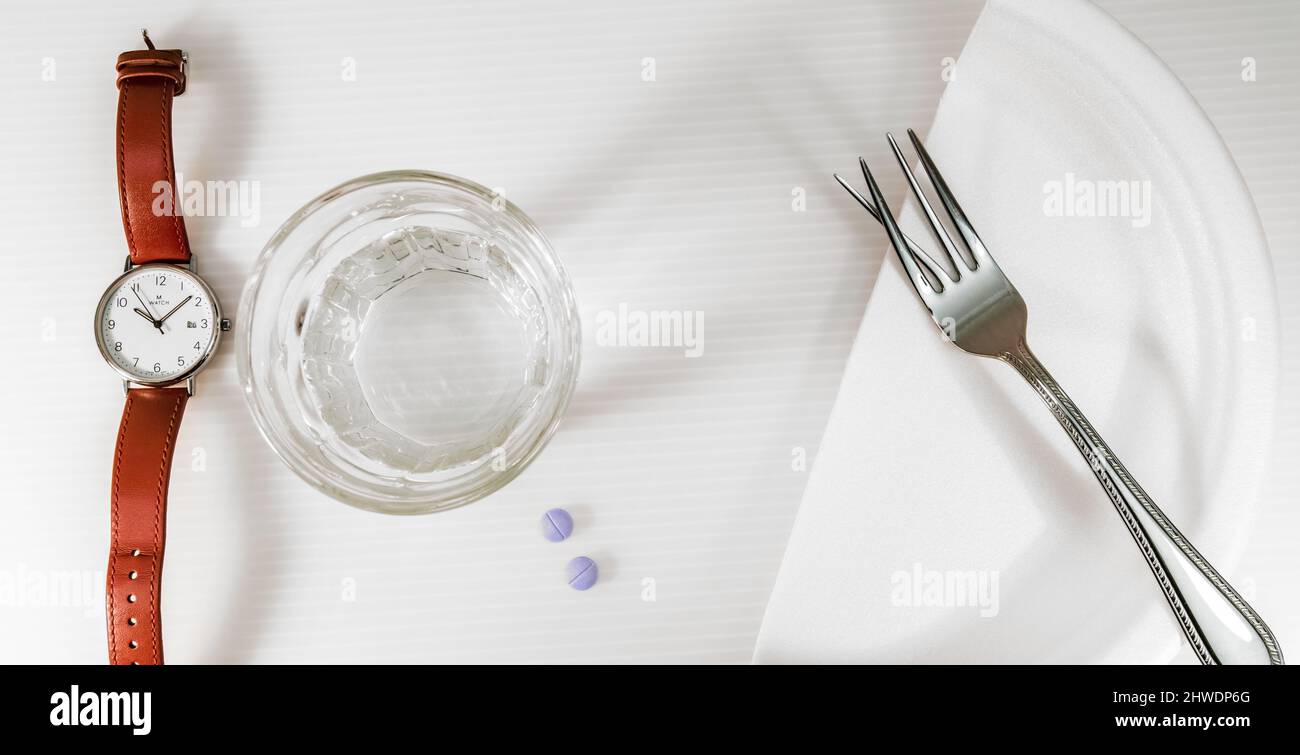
93,31,229,665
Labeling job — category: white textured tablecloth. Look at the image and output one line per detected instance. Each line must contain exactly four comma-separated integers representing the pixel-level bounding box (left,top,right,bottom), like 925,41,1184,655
0,0,1295,663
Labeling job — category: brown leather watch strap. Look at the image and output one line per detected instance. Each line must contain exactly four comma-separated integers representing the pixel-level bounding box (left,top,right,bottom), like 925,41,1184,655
115,45,190,265
107,387,188,665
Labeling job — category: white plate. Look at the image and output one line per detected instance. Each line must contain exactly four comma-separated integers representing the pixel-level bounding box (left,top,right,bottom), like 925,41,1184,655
755,0,1278,663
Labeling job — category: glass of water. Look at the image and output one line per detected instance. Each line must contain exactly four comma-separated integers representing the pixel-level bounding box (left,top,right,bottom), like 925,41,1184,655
237,171,581,514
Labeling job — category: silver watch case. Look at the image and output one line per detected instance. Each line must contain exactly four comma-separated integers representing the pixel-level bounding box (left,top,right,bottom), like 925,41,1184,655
93,257,229,395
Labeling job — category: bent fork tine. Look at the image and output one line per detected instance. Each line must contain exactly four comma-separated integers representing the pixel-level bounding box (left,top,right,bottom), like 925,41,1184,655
855,158,954,301
857,157,949,302
833,172,950,292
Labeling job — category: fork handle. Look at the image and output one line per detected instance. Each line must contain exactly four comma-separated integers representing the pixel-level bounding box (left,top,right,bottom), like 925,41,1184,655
1002,340,1283,665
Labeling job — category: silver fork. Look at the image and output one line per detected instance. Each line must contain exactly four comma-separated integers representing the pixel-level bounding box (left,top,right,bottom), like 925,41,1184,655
836,129,1283,665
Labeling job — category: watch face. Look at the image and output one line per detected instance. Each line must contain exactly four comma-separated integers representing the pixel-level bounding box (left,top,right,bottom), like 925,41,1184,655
95,264,221,385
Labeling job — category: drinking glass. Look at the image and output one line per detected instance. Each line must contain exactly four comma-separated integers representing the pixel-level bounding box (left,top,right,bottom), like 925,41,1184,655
237,171,580,514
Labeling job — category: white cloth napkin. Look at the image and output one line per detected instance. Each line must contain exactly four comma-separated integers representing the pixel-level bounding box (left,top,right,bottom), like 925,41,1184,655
754,0,1277,663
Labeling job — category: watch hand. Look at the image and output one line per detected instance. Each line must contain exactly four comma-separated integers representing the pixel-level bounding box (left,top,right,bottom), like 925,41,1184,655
132,307,157,326
130,285,161,325
129,287,164,334
157,295,192,326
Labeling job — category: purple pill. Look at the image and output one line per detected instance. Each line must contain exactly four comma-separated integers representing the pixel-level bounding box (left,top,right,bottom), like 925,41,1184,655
541,508,574,542
566,556,598,591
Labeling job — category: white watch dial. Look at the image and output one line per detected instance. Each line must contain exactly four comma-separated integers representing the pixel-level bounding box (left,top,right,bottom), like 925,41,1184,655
96,265,219,383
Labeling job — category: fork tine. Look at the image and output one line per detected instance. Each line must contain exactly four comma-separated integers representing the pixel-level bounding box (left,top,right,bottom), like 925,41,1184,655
857,156,946,302
907,128,989,265
885,132,967,275
832,172,950,290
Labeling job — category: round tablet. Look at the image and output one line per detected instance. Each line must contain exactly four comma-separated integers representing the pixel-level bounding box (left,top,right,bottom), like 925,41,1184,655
566,556,598,591
541,508,574,542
